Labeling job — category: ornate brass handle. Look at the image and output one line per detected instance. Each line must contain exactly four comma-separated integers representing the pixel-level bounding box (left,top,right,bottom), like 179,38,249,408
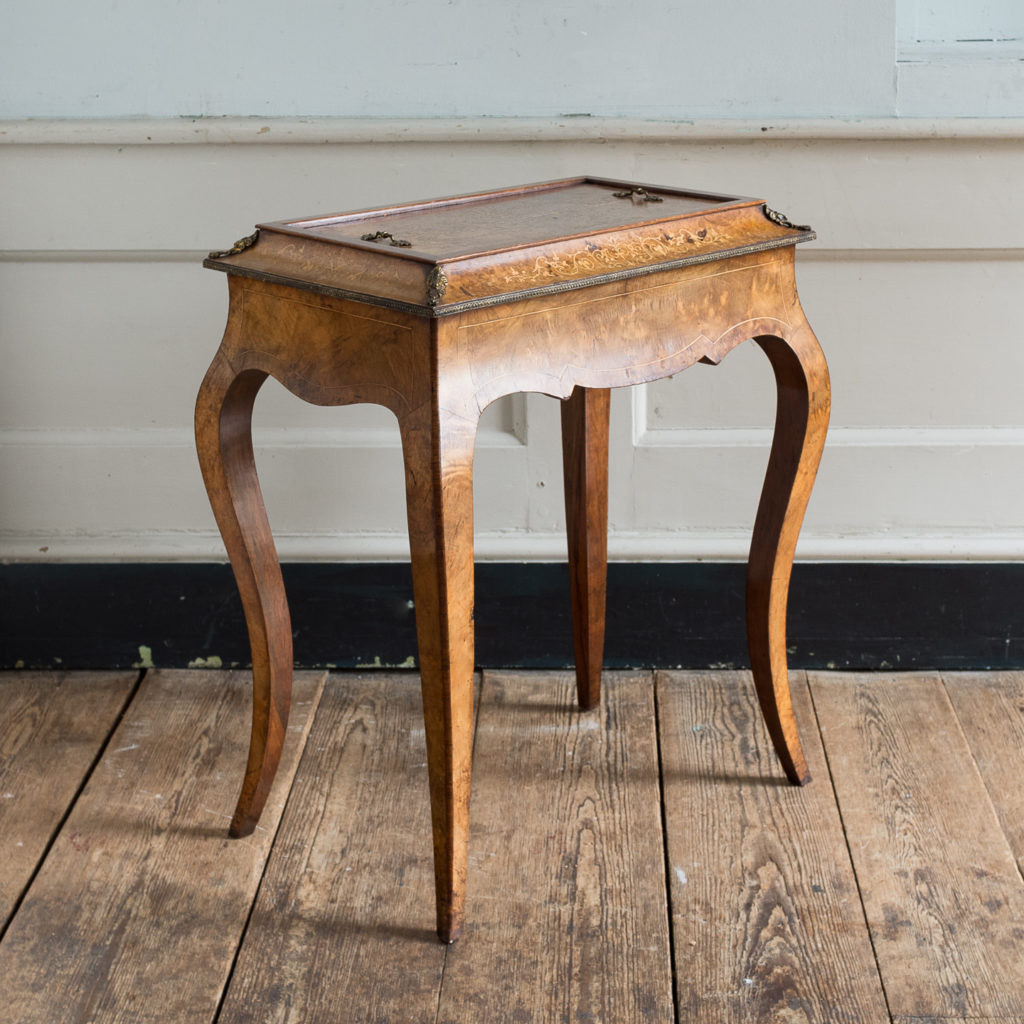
612,188,664,204
361,230,413,248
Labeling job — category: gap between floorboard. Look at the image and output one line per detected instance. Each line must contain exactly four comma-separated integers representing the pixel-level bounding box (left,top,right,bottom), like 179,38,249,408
0,668,144,944
806,669,896,1024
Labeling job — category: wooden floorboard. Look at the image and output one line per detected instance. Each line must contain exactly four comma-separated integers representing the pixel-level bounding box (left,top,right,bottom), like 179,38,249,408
809,671,1024,1021
890,1019,1024,1024
0,671,137,930
217,672,450,1024
0,669,326,1024
942,671,1024,873
437,670,673,1024
2,668,1024,1022
891,1019,1024,1024
658,669,888,1024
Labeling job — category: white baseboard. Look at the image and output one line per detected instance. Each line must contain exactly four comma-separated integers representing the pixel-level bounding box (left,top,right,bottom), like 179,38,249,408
5,529,1024,563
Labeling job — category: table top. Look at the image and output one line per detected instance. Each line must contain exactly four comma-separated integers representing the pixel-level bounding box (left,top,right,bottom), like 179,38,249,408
205,176,814,316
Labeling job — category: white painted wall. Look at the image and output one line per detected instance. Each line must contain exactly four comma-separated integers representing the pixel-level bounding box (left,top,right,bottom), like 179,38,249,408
897,0,1024,44
4,0,895,119
895,0,1024,115
2,2,1023,563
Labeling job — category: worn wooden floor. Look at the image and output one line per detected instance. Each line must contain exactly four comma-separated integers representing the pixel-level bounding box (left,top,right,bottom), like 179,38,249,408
1,669,1022,1023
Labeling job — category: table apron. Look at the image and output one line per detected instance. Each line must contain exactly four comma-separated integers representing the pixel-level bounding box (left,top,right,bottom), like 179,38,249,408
447,249,803,410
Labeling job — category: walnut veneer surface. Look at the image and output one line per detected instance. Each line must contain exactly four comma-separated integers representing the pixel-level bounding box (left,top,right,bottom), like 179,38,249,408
196,176,829,942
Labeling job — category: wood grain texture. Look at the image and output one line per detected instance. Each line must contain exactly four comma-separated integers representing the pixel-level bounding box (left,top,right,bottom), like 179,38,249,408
5,668,1024,1019
198,181,826,941
657,669,887,1024
437,671,673,1024
809,671,1024,1020
289,178,742,260
943,671,1024,870
209,177,809,313
892,1018,1024,1024
453,251,807,410
0,669,325,1024
0,671,136,928
218,673,452,1024
400,345,480,942
561,386,610,709
745,309,830,786
195,349,292,839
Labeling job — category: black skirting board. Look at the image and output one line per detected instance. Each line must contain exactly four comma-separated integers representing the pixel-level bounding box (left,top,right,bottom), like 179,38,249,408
2,562,1024,672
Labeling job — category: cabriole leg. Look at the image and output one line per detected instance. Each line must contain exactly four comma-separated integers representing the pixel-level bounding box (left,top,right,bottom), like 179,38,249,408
748,323,831,785
195,352,293,836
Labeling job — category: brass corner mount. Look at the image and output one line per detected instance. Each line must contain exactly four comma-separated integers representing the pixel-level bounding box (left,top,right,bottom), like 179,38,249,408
208,230,260,260
763,205,811,232
426,266,449,307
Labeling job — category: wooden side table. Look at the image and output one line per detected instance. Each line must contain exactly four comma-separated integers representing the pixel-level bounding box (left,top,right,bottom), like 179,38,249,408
196,176,829,942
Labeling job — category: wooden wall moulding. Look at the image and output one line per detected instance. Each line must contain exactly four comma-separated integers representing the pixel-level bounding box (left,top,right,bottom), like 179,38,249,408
196,175,829,943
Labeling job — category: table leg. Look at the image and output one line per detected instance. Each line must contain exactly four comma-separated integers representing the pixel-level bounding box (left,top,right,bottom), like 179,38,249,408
561,386,611,710
195,352,293,835
748,323,831,785
400,404,478,943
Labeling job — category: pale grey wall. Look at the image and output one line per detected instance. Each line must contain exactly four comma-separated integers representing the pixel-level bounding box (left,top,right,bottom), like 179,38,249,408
8,1,1019,118
897,0,1023,43
2,2,1023,562
3,0,897,119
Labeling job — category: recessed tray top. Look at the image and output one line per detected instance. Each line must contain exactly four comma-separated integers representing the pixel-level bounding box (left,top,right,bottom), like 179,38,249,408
205,176,814,316
292,179,743,260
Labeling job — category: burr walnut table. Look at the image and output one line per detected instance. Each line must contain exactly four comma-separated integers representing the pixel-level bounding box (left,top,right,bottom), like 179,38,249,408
196,176,829,942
